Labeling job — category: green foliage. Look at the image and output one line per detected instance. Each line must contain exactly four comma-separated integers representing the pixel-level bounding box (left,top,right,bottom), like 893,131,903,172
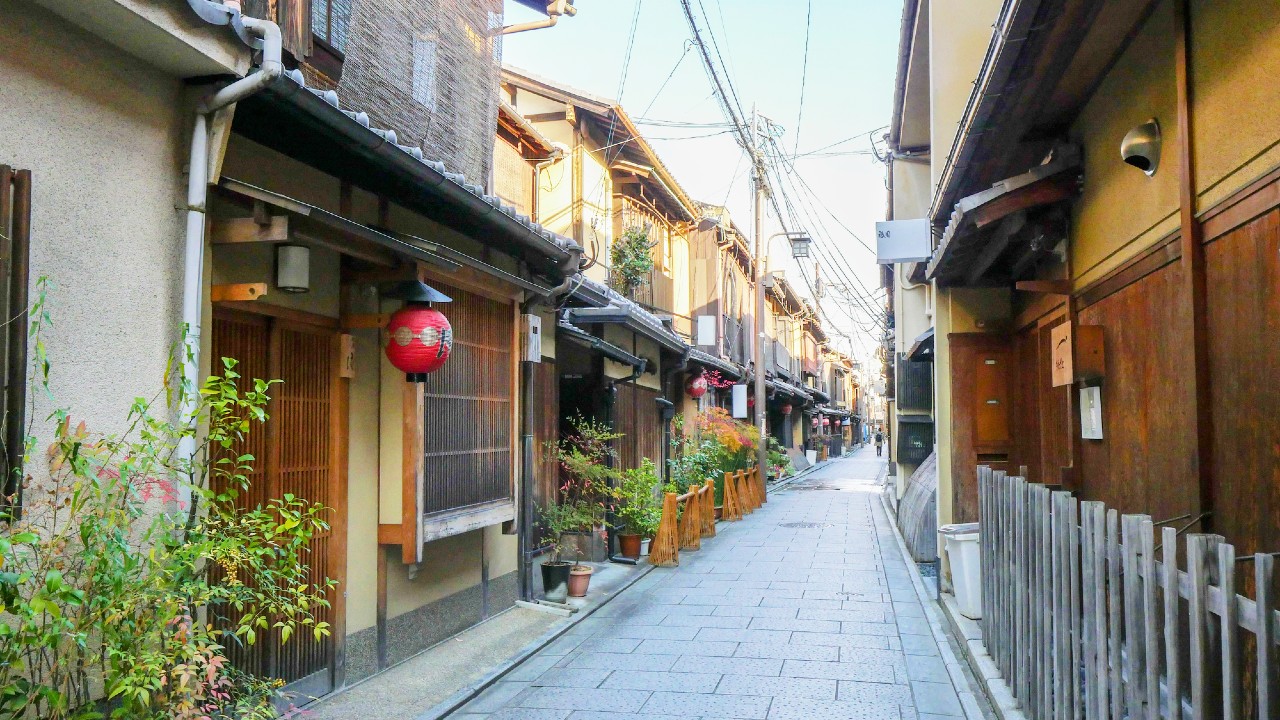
609,226,655,295
766,437,793,479
612,459,661,537
540,416,622,563
0,278,332,719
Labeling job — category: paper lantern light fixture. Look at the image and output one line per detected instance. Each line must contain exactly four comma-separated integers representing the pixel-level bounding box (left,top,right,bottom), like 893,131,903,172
780,403,793,416
686,373,709,399
382,281,453,382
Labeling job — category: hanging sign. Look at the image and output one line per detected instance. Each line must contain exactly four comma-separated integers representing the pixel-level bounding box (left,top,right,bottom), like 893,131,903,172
875,218,932,264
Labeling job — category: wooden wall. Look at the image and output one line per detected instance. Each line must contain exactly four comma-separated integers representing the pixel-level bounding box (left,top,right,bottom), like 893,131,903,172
615,383,663,472
531,360,559,509
1205,206,1280,558
1076,260,1196,523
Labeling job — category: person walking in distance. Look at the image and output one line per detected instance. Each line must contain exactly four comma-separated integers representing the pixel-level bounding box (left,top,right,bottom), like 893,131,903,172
874,429,884,457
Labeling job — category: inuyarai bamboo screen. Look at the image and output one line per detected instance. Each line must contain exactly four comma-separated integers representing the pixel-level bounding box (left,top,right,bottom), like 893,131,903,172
420,282,514,515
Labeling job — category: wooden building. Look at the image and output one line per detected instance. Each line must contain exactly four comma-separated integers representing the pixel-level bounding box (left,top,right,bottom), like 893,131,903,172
887,0,1280,578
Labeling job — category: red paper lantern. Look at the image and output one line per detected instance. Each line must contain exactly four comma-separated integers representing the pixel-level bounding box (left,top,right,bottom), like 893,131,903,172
822,416,831,427
686,373,709,399
781,403,793,415
385,305,452,381
747,394,755,407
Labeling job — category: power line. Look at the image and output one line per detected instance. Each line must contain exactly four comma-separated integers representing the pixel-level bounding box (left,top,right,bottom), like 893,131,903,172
640,41,693,118
792,0,813,157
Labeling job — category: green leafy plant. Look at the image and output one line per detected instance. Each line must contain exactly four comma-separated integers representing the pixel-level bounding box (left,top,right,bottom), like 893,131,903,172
612,459,661,538
766,436,793,479
0,278,332,719
609,226,655,296
540,416,622,563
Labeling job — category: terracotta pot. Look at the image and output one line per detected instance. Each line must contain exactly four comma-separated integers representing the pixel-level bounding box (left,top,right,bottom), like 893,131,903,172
618,533,642,559
541,562,571,604
714,506,723,520
568,565,593,597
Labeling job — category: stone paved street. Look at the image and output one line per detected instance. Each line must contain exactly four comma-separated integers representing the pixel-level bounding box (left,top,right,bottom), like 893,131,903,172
447,447,985,720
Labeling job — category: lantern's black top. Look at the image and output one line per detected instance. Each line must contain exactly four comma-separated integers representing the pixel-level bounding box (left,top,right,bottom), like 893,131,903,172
381,280,452,303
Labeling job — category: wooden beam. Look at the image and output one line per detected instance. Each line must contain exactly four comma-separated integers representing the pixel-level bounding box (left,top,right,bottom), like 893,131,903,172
965,212,1027,285
210,216,288,244
211,283,267,302
1175,0,1214,531
523,111,567,123
294,230,398,268
377,523,402,545
342,313,392,330
971,174,1079,229
1015,280,1073,295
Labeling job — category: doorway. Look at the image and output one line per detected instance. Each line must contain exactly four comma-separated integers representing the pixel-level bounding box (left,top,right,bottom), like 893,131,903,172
210,308,346,700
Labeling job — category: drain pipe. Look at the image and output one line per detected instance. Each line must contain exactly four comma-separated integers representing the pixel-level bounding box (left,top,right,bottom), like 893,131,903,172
180,15,283,473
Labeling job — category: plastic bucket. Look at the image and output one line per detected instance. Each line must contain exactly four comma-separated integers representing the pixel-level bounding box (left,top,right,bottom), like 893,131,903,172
940,522,981,619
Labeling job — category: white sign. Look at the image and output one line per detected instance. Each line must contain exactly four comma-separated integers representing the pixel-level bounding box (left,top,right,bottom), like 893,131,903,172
1080,386,1104,440
696,315,717,346
731,384,748,419
875,218,932,264
521,313,542,363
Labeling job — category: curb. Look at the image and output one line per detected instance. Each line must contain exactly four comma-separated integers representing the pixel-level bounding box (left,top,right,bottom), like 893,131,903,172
417,562,656,720
936,592,1027,720
876,492,989,720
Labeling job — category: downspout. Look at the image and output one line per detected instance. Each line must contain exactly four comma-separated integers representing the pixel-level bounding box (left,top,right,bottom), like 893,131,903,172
517,249,584,601
180,15,283,473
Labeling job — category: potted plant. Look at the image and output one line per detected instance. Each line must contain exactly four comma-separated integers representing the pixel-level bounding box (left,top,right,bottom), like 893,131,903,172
538,503,577,603
613,459,661,559
543,416,620,598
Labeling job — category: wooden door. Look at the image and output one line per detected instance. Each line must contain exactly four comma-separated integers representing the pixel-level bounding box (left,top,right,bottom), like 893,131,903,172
949,333,1014,523
211,309,344,699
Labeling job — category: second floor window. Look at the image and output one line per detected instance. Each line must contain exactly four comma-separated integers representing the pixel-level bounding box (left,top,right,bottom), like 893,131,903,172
312,0,352,54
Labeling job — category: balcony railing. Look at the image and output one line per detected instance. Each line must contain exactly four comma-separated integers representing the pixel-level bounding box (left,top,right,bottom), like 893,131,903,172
722,316,747,366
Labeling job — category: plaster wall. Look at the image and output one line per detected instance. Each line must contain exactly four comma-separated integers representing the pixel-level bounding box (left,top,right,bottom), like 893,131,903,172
1071,0,1280,289
0,0,186,454
927,0,1003,195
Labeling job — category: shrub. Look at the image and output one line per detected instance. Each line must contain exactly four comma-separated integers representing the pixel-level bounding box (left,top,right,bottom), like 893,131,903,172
609,226,655,296
0,280,331,719
612,459,661,538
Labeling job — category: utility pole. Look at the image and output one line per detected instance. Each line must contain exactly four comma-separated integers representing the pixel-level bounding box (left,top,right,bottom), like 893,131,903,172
751,107,769,475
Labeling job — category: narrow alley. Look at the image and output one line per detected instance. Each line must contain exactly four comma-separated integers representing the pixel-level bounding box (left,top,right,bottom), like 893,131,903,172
451,447,984,720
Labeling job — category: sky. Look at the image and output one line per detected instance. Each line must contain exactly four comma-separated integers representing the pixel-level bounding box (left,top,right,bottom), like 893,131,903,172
502,0,903,363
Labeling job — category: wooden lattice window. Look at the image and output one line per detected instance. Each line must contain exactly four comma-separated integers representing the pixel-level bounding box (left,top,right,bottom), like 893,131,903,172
1,166,31,515
419,281,515,517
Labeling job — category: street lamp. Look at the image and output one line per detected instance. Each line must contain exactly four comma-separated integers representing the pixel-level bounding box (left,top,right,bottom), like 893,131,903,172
753,229,813,475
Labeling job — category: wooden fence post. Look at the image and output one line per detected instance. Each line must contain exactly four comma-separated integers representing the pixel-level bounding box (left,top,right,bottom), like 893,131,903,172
1218,542,1238,720
1081,500,1108,720
678,490,701,551
1163,526,1183,720
701,481,716,538
1106,509,1122,720
649,492,680,567
1186,533,1224,719
1140,518,1160,720
1257,553,1275,720
723,471,741,521
1121,514,1150,720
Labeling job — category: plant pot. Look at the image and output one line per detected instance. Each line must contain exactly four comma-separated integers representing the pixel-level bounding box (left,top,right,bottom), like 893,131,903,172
541,561,572,604
568,565,593,597
714,506,723,520
640,538,651,556
618,533,642,560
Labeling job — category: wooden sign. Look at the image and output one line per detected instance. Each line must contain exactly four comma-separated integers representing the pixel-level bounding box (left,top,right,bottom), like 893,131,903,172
338,334,356,378
1051,322,1073,387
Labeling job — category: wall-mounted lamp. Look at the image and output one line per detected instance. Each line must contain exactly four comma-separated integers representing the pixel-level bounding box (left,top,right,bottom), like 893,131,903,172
1120,119,1161,176
275,244,310,294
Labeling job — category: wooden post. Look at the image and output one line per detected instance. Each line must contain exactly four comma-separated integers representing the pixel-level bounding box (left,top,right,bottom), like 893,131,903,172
679,490,701,551
1068,497,1083,719
1140,519,1160,720
1163,526,1183,720
1106,510,1122,720
1256,553,1275,720
649,492,680,567
1187,533,1224,718
1218,543,1238,720
700,481,717,538
722,471,742,521
1121,515,1148,720
738,471,755,514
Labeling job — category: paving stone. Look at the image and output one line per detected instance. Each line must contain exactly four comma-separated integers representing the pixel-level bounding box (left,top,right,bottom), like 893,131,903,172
505,654,563,681
458,681,533,713
662,614,752,629
714,674,838,700
781,659,898,683
734,641,839,661
901,655,950,683
764,697,904,719
607,624,702,640
910,681,964,716
470,709,570,720
713,605,801,618
566,712,692,720
530,668,611,688
600,670,720,693
671,655,785,677
790,631,892,650
837,679,915,706
747,616,841,633
797,608,890,624
514,687,651,713
899,633,942,656
566,652,677,672
634,639,740,656
641,690,772,719
695,627,794,644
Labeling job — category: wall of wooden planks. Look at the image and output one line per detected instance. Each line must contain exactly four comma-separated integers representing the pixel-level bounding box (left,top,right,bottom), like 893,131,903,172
614,383,663,472
531,360,560,510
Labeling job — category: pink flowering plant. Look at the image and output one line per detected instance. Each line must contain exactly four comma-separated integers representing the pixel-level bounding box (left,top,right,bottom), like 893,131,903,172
0,279,332,719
